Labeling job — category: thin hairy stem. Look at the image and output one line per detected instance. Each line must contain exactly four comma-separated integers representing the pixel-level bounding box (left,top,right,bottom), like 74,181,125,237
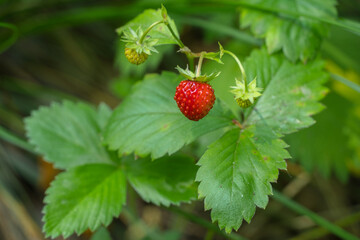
139,20,164,44
223,50,248,91
196,52,206,77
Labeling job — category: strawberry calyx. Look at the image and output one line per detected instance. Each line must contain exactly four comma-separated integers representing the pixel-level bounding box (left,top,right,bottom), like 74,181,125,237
220,46,263,108
121,27,159,56
175,65,220,83
230,78,262,108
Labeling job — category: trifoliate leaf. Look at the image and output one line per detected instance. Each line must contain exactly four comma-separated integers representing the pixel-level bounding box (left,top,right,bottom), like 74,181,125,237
43,164,126,238
117,8,179,45
104,71,235,159
25,101,113,169
196,126,289,233
196,48,328,232
124,155,197,206
239,0,337,62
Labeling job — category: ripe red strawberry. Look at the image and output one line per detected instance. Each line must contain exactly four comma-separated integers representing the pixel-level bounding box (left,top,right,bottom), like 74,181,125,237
174,80,216,121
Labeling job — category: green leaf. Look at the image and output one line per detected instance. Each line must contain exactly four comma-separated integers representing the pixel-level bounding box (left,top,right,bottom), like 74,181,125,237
196,126,289,233
104,71,235,159
97,103,113,130
244,48,328,134
196,48,328,232
161,4,168,20
25,101,113,169
116,8,179,45
124,155,197,206
239,0,337,62
90,227,112,240
285,91,357,182
43,164,126,238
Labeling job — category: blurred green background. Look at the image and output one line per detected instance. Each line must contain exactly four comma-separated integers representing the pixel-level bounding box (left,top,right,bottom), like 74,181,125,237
1,0,360,239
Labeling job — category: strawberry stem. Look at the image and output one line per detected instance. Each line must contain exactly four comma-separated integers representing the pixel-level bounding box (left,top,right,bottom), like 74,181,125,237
162,19,197,71
139,19,196,71
232,119,244,129
164,21,185,48
139,20,165,44
196,52,206,78
223,50,248,92
188,56,195,72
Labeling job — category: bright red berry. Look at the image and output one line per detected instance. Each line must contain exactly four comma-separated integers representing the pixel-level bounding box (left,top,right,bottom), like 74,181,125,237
174,80,216,121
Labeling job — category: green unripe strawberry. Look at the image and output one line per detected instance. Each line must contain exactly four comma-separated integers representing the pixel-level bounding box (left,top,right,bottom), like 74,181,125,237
125,48,148,65
236,98,252,108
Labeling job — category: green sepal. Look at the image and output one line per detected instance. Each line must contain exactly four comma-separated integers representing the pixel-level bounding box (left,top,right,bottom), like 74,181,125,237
196,71,221,82
175,65,221,82
175,65,195,79
121,27,159,55
230,78,263,103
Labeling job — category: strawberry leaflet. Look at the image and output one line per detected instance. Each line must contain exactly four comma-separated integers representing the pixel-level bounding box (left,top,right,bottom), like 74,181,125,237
25,101,113,169
240,0,337,62
197,126,288,233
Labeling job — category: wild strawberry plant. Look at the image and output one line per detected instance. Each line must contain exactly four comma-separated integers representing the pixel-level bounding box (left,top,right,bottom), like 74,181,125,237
24,1,349,238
